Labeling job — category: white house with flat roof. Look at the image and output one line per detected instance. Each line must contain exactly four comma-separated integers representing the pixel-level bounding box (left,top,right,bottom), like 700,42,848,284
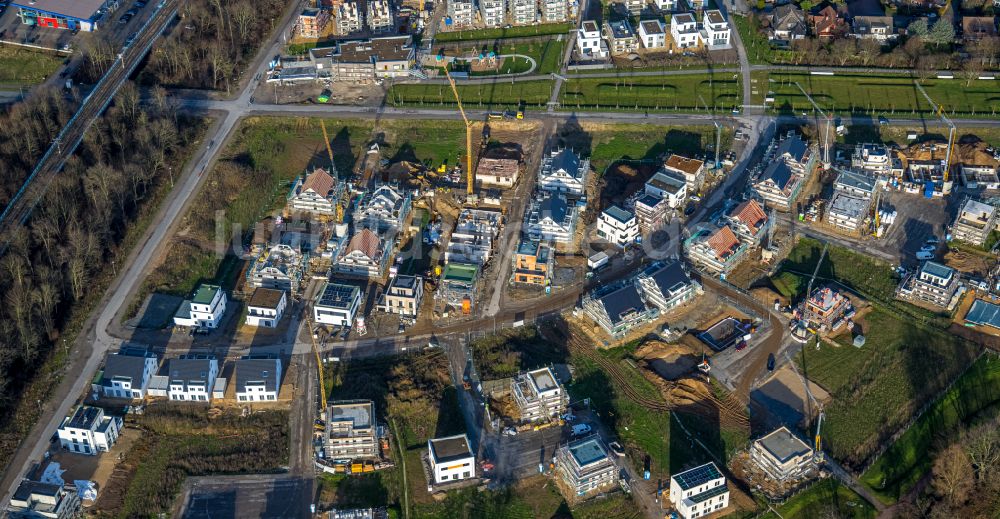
511,367,568,422
245,288,288,328
749,427,816,483
555,436,617,496
669,462,730,519
670,12,701,49
173,284,227,329
639,20,667,49
702,10,732,50
57,406,122,455
898,261,964,310
314,281,362,326
577,20,609,59
510,0,537,25
951,197,999,246
645,170,688,207
167,355,219,402
598,205,639,248
428,434,476,484
378,275,424,318
8,480,80,519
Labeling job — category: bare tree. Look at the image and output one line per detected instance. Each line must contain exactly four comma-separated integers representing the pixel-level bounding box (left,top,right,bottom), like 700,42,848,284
932,444,974,508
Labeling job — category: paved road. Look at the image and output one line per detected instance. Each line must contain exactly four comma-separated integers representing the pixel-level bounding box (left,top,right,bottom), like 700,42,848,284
176,475,313,519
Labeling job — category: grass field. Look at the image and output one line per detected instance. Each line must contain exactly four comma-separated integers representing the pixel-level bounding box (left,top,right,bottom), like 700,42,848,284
760,479,877,519
761,72,1000,117
434,23,572,42
0,47,64,85
447,39,565,75
776,238,981,468
584,124,732,172
860,354,1000,504
559,74,742,112
388,80,553,109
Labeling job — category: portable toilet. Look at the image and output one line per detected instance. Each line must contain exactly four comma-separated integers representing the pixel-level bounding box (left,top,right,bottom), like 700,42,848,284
924,180,935,198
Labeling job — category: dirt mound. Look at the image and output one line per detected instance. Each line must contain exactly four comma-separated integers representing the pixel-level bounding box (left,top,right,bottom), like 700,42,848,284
955,137,1000,166
639,369,750,430
635,338,695,359
945,248,992,276
751,287,785,308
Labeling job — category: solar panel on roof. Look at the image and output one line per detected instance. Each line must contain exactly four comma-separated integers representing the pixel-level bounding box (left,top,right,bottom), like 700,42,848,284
673,462,722,490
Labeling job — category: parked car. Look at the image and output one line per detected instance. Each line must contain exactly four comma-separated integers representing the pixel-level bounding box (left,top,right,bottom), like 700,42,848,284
609,441,625,457
560,413,576,422
502,427,517,437
916,251,934,260
767,353,775,371
926,236,940,245
919,244,936,253
119,13,132,23
571,424,592,436
879,115,889,125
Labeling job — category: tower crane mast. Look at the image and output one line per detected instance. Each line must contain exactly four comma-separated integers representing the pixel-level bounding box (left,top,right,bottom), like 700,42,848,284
794,82,833,170
443,68,475,198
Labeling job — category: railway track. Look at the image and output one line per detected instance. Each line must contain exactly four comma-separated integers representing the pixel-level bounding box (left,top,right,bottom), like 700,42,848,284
0,0,179,249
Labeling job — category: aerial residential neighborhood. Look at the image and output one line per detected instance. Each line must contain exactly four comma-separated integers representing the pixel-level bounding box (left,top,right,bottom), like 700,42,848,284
0,0,999,517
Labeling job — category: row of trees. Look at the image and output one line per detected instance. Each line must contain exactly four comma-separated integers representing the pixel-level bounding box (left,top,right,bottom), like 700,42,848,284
0,83,203,454
139,0,287,91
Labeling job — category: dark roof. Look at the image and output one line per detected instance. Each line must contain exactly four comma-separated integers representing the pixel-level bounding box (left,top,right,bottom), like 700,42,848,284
338,36,413,63
603,205,634,224
248,288,286,309
66,406,102,430
761,160,794,190
169,357,216,385
921,261,954,281
550,148,582,176
636,193,665,209
104,354,149,387
236,357,280,392
12,480,61,501
690,483,729,504
539,194,569,223
429,434,473,463
777,136,808,163
644,261,692,296
673,462,723,490
317,282,360,309
391,275,419,290
567,436,609,466
599,285,648,325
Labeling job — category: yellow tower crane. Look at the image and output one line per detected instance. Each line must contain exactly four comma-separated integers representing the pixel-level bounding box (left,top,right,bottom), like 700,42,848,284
307,314,328,412
443,67,475,198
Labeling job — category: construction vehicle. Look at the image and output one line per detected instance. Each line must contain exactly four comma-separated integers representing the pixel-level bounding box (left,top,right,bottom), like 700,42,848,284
442,67,475,199
516,100,525,119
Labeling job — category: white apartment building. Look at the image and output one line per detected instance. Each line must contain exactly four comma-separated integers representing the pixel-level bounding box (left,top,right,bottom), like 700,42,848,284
9,481,80,519
57,406,122,455
604,19,639,55
669,462,730,519
235,356,282,402
480,0,506,27
326,400,378,459
476,158,519,188
538,148,590,196
541,0,573,22
527,193,579,243
702,10,732,50
167,355,219,402
447,0,475,27
597,205,639,247
952,197,999,246
510,0,538,25
576,20,609,58
337,1,364,35
314,281,362,327
663,154,705,190
852,143,895,176
428,434,476,484
645,170,688,207
653,0,678,10
670,12,701,49
635,260,699,313
555,436,618,496
638,20,666,48
898,261,964,309
289,167,337,215
511,367,569,422
378,274,424,318
335,228,388,279
368,0,394,32
749,427,816,483
245,288,288,328
98,347,159,400
353,184,411,233
623,0,645,14
173,284,228,329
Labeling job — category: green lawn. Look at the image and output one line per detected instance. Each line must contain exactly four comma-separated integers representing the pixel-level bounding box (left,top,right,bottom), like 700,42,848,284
860,354,1000,504
796,309,980,469
447,39,565,75
388,80,553,109
760,479,877,519
763,72,1000,117
586,124,731,172
0,47,64,85
559,74,742,112
434,22,572,42
732,14,799,66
